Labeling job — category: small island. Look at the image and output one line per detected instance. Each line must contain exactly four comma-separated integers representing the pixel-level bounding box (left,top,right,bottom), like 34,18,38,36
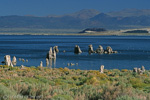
123,29,150,33
79,28,107,33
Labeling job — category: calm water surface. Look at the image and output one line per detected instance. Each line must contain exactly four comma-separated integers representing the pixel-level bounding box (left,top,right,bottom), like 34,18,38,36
0,35,150,70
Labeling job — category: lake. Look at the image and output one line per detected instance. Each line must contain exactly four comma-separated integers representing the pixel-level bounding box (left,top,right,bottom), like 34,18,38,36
0,35,150,70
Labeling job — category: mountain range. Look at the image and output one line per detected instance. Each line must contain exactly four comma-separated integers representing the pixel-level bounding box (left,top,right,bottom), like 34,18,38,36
0,9,150,30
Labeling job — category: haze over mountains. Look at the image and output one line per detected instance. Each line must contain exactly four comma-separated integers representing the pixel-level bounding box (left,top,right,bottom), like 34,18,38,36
0,9,150,30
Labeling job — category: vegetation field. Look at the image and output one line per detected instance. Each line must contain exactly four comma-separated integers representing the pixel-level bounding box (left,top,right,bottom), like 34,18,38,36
0,65,150,100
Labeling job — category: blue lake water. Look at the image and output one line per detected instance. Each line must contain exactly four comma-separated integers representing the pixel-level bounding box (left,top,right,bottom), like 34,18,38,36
0,35,150,70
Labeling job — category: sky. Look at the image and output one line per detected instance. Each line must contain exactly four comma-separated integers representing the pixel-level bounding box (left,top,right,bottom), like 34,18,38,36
0,0,150,16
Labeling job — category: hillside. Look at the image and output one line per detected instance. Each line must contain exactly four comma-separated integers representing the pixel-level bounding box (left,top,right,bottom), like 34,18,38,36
0,9,150,30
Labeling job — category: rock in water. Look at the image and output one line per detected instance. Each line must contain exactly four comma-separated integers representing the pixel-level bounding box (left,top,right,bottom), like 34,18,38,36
49,47,53,59
22,59,25,62
133,67,138,73
67,63,70,66
133,67,145,74
46,47,57,59
137,68,142,74
53,49,56,59
4,55,13,67
100,65,104,73
46,58,49,66
74,45,82,54
88,44,95,54
96,45,104,54
141,66,145,72
12,56,17,65
71,63,75,66
40,61,43,67
12,56,17,63
106,46,113,54
19,58,21,61
53,46,59,53
21,65,25,69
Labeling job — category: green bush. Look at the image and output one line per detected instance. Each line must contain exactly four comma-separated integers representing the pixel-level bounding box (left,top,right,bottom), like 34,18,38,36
130,78,146,88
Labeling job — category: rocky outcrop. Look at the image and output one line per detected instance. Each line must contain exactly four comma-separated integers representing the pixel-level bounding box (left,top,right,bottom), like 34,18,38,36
53,50,56,58
20,65,25,69
46,58,49,66
100,65,104,73
96,45,104,54
47,47,56,59
88,44,95,54
53,46,59,53
74,45,82,54
40,61,43,67
88,45,117,54
4,55,13,67
12,56,17,65
137,68,142,74
133,66,145,74
22,59,25,62
104,46,118,54
106,46,113,54
19,58,21,61
133,68,138,73
48,47,53,59
73,44,117,54
141,66,145,72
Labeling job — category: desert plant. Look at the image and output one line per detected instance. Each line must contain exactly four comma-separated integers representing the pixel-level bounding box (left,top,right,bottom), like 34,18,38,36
116,95,141,100
0,83,27,100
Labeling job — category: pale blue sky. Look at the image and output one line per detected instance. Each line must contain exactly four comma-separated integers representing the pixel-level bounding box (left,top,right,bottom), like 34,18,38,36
0,0,150,16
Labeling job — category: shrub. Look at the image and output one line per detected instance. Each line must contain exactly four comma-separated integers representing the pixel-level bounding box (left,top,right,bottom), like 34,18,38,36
130,78,146,88
0,83,27,100
72,76,78,80
116,95,141,100
86,76,99,85
144,79,150,84
0,66,150,99
51,95,73,100
121,69,128,72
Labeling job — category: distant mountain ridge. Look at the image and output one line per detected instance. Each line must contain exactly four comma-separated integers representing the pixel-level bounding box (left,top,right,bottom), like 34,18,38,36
47,9,100,19
0,9,150,29
107,9,150,17
66,9,100,19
